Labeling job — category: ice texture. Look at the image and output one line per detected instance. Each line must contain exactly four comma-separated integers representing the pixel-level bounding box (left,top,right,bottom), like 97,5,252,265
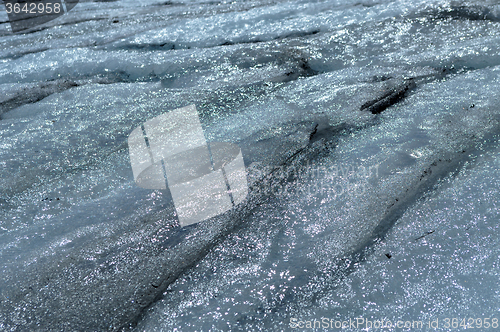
1,0,500,331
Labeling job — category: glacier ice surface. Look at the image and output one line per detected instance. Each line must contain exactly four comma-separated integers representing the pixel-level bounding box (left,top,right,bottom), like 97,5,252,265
1,0,500,330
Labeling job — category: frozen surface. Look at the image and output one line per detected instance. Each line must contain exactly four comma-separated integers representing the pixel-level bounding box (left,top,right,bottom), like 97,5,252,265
1,0,500,331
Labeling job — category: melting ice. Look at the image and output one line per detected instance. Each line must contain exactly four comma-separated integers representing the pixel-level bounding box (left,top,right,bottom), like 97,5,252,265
1,0,500,331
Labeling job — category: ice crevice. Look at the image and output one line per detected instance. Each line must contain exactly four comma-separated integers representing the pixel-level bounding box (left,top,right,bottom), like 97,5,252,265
416,4,500,23
0,79,79,118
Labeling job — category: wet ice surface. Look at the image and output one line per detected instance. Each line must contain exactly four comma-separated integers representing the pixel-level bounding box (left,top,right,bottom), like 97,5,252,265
137,72,500,331
1,0,500,331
